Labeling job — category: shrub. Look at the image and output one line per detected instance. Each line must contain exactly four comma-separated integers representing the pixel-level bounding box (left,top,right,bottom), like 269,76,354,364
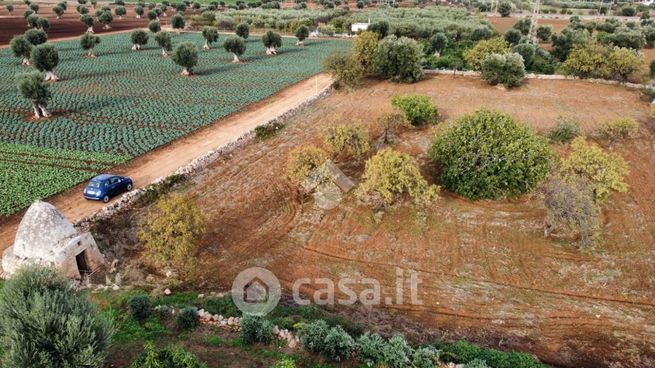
560,137,629,202
0,266,112,368
465,359,491,368
240,315,274,345
272,358,296,368
536,25,552,42
607,47,643,82
128,294,153,321
464,37,510,71
498,1,511,16
481,52,525,88
504,28,521,45
622,6,636,16
440,340,481,363
372,35,423,83
255,122,284,140
511,43,535,68
391,95,439,126
353,31,378,72
236,22,250,39
430,32,448,54
560,43,610,79
357,148,440,206
323,50,364,89
378,111,410,143
299,320,330,353
430,110,552,200
175,307,199,330
412,346,440,368
546,116,581,143
323,326,355,361
138,194,206,271
130,342,207,368
324,123,370,158
594,118,639,142
551,28,591,61
286,146,328,184
382,335,414,368
357,332,386,366
171,14,185,31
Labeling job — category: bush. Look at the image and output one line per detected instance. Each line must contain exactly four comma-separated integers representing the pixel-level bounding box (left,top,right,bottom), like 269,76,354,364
286,146,328,184
607,47,643,82
439,340,481,364
299,320,330,353
551,28,591,61
481,53,525,88
546,116,581,143
323,50,364,89
382,335,414,368
621,6,636,17
498,1,511,16
430,110,552,200
353,31,378,72
594,118,639,142
464,38,510,71
372,35,423,83
536,25,552,42
272,358,296,368
412,346,440,368
130,342,207,368
465,359,491,368
128,294,153,321
324,123,370,158
504,28,521,45
511,43,535,68
357,148,440,206
0,266,112,368
240,314,274,345
357,332,386,366
175,307,199,330
391,95,439,126
560,137,629,202
323,326,355,361
236,22,249,39
138,194,206,271
255,122,284,140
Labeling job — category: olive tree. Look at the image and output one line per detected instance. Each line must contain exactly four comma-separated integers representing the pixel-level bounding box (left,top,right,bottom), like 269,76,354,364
0,266,112,368
295,24,309,46
353,30,378,72
115,5,126,19
24,28,47,45
171,41,198,75
81,14,94,33
371,35,423,83
16,71,51,118
498,0,512,16
287,146,327,184
536,25,552,42
324,123,370,159
147,9,157,20
236,22,249,39
6,4,14,15
155,31,172,56
80,32,100,57
76,4,88,14
202,26,219,50
148,19,160,33
463,37,510,70
10,36,33,65
130,29,149,50
53,4,65,18
97,9,113,29
481,52,525,88
31,43,60,81
171,13,185,33
607,47,643,82
135,5,144,17
223,35,246,63
262,30,282,55
323,49,363,89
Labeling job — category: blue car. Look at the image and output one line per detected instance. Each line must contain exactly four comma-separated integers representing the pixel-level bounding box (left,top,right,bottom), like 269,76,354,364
83,174,133,203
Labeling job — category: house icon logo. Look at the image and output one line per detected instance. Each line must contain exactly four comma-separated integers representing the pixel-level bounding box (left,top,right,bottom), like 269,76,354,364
231,267,281,316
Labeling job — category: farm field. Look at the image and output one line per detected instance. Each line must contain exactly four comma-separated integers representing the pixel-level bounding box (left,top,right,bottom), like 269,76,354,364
94,75,655,368
0,32,349,215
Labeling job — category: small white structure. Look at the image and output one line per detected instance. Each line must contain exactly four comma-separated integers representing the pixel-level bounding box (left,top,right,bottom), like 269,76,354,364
351,18,372,33
2,201,105,279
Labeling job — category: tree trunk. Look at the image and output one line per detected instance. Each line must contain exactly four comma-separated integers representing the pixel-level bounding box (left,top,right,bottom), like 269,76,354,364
103,24,110,29
162,12,167,16
295,40,304,46
87,50,95,57
33,105,41,118
38,104,50,117
131,44,140,50
57,15,61,19
136,14,141,18
22,58,31,66
203,41,210,50
265,47,277,55
181,67,190,76
161,48,168,57
119,15,123,20
45,71,59,81
87,26,94,33
232,54,240,63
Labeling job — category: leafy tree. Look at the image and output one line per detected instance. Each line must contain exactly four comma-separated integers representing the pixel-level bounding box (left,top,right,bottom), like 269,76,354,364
130,29,149,50
512,18,531,35
155,31,173,56
607,47,643,82
546,116,580,143
97,9,113,29
148,19,161,33
81,14,94,33
6,4,14,15
621,6,636,16
236,22,250,39
560,43,610,79
430,32,448,54
357,148,440,206
24,28,47,45
262,30,282,55
80,32,100,57
391,94,439,126
357,333,386,366
240,315,274,345
223,36,246,63
536,25,552,42
130,342,206,368
0,266,112,367
10,35,32,65
171,41,198,75
295,24,309,46
323,49,363,89
512,43,535,68
202,26,219,50
16,71,51,118
504,28,521,45
29,2,38,12
430,109,552,200
353,30,378,72
481,52,525,87
286,146,327,184
324,123,370,159
551,28,591,61
135,5,144,18
31,43,60,81
23,9,34,21
594,118,639,143
372,35,423,83
138,193,206,270
26,14,39,28
147,9,157,20
53,4,64,18
498,0,512,16
463,37,509,70
115,5,126,19
369,20,390,38
377,111,410,144
77,4,88,14
323,326,354,362
471,25,494,41
560,137,629,202
171,13,185,33
601,26,645,49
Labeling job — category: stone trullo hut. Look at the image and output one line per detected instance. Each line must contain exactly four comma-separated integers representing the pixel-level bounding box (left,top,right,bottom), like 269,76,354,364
2,201,105,279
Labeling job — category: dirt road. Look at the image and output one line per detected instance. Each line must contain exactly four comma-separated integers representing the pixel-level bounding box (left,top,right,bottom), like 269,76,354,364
0,73,333,251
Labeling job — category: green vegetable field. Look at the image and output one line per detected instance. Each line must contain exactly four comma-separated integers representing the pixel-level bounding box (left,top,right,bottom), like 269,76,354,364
0,32,349,215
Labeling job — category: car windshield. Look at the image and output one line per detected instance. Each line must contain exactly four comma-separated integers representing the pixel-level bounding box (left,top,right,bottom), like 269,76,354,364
87,181,101,188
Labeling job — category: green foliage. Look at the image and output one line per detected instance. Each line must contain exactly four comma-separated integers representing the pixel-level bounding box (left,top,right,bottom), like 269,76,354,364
24,28,47,46
286,146,327,184
81,13,94,27
391,94,439,126
323,49,364,89
262,30,282,48
202,26,219,44
296,25,309,42
272,357,296,368
128,294,153,321
464,38,509,71
80,33,101,53
240,314,274,345
560,138,629,202
607,47,643,82
536,25,552,42
465,359,491,368
324,123,370,158
172,14,186,30
498,1,512,16
298,320,330,353
512,19,531,35
16,71,50,105
149,20,161,33
223,36,246,58
155,31,172,51
236,22,250,39
382,335,414,368
323,326,354,361
353,31,378,72
561,43,643,82
621,6,636,16
97,10,113,27
138,194,206,270
504,28,521,45
546,116,581,143
430,110,552,200
171,41,199,73
10,36,32,61
431,32,448,53
356,332,386,366
53,5,65,16
0,266,112,368
594,118,639,142
413,346,440,368
175,307,199,330
357,148,440,206
481,52,525,87
551,27,591,61
511,43,535,68
131,30,149,47
372,35,423,83
115,5,126,16
130,342,207,368
30,43,59,73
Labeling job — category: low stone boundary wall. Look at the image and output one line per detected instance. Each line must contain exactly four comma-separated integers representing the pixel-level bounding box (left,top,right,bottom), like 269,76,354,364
75,81,334,230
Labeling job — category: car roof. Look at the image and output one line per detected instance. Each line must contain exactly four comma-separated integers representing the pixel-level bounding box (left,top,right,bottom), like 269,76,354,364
91,174,116,182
